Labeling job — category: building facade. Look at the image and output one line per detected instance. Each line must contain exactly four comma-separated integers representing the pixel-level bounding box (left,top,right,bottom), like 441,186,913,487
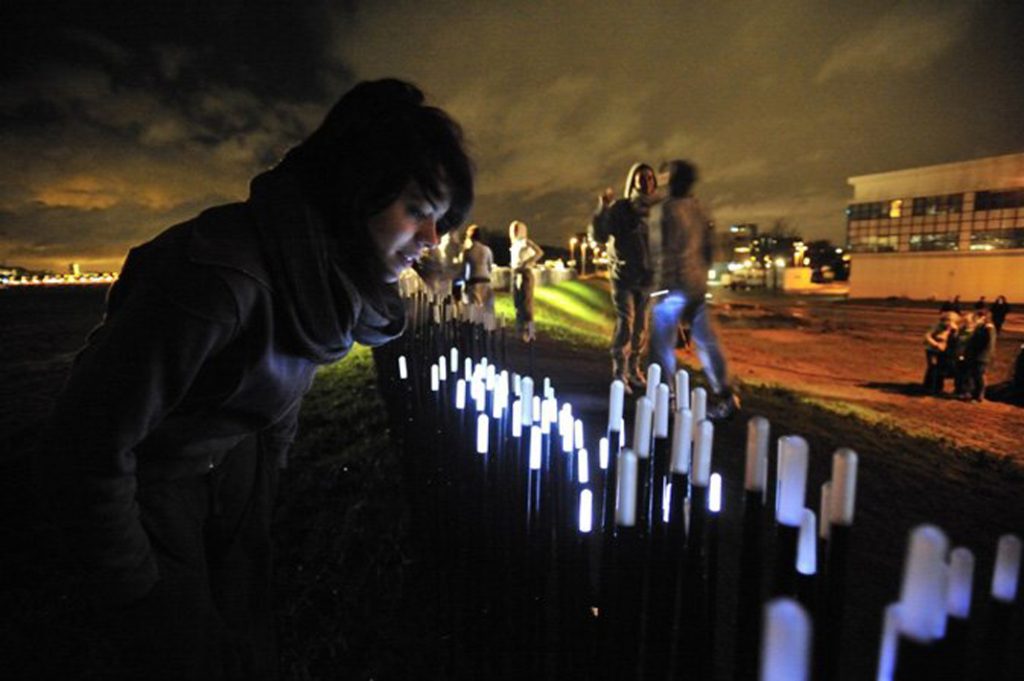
845,153,1024,300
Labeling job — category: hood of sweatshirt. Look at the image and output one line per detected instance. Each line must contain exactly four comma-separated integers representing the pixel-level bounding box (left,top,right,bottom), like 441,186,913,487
245,166,406,363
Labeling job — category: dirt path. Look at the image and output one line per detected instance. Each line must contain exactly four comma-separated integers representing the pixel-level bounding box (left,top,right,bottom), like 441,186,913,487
701,301,1024,460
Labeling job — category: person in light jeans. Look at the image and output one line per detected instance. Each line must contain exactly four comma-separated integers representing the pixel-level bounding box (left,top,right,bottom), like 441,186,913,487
650,159,737,419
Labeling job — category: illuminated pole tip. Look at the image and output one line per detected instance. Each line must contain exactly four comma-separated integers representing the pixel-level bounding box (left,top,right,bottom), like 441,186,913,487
819,482,832,541
691,387,708,428
709,472,723,513
645,362,662,401
541,397,558,435
615,449,639,527
520,376,534,425
674,369,690,410
439,355,447,378
877,603,902,681
476,414,490,454
449,346,458,373
513,372,521,396
632,397,654,459
829,448,858,527
744,416,770,493
692,419,714,487
533,396,542,425
486,364,497,391
654,384,670,438
796,509,817,576
760,598,811,681
543,376,552,396
619,419,625,447
574,419,584,451
529,426,543,470
511,399,523,437
558,404,573,437
599,437,609,470
579,489,594,533
396,355,410,380
898,524,950,642
455,378,467,410
578,448,590,484
670,409,693,475
608,380,625,432
472,378,485,412
947,547,975,619
463,357,472,381
991,533,1022,602
775,435,809,527
430,364,440,392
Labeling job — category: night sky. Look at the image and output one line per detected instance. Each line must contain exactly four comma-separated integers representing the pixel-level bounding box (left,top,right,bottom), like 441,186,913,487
3,0,1023,272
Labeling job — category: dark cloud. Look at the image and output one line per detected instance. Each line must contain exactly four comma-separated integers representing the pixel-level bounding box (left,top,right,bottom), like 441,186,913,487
1,0,1022,271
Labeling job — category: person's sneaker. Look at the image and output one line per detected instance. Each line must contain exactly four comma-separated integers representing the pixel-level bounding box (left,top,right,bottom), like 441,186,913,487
707,392,741,421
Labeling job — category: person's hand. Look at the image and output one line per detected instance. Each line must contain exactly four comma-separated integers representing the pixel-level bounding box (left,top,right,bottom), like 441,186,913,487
599,187,615,208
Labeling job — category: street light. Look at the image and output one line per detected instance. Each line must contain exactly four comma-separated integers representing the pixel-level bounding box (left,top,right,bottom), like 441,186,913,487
569,237,578,273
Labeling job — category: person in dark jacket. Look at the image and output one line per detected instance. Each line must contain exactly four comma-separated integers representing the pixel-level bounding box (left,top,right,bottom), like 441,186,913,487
962,307,998,401
991,295,1011,333
589,162,663,391
34,79,473,680
923,311,958,395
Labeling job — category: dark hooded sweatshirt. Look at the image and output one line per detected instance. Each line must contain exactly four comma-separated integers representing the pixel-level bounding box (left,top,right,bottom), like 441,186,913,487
37,167,405,605
589,162,661,287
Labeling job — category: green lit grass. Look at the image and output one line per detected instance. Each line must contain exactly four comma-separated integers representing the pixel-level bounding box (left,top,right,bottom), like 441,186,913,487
495,277,614,347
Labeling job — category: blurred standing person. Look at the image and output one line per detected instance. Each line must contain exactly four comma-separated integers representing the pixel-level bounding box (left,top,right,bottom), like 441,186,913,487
963,306,997,401
34,79,473,681
509,220,544,341
649,160,739,419
954,312,977,399
461,224,494,316
923,311,957,395
589,163,662,392
991,295,1011,333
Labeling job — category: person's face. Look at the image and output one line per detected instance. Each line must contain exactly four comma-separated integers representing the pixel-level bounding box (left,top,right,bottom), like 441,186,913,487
635,168,656,195
368,183,451,283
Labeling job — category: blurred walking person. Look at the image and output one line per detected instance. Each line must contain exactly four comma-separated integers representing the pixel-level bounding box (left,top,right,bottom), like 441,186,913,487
509,220,544,342
589,163,662,392
461,224,494,316
649,159,738,419
962,306,997,401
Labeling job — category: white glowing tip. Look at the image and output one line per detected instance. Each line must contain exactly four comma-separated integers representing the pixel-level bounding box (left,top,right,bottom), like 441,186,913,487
744,416,770,492
533,396,542,424
455,379,466,410
705,473,721,513
449,347,458,373
632,397,653,459
578,448,590,484
947,547,974,619
398,355,408,380
599,437,609,470
574,419,584,451
775,435,809,527
520,377,534,424
529,427,542,470
674,370,690,410
464,357,472,381
562,431,573,454
760,599,811,681
511,400,522,438
615,449,638,527
608,380,625,431
476,414,489,454
513,373,521,396
898,524,950,642
796,509,817,576
439,356,447,378
655,384,670,437
579,489,594,533
619,421,625,447
543,376,552,397
829,448,858,526
692,420,714,487
645,363,661,401
691,387,707,427
430,364,439,392
670,409,692,475
876,603,901,681
992,533,1022,602
663,482,672,523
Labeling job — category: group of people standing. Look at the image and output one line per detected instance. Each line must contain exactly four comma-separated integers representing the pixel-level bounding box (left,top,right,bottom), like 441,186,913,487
924,297,1008,401
589,160,738,419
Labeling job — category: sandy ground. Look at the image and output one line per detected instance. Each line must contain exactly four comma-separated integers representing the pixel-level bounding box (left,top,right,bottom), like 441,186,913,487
690,292,1024,460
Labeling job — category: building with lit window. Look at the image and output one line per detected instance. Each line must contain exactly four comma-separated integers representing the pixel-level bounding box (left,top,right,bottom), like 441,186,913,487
845,152,1024,300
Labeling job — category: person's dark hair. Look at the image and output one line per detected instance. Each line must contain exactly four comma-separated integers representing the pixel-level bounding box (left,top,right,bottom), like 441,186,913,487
467,224,484,242
281,78,474,286
667,159,698,198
